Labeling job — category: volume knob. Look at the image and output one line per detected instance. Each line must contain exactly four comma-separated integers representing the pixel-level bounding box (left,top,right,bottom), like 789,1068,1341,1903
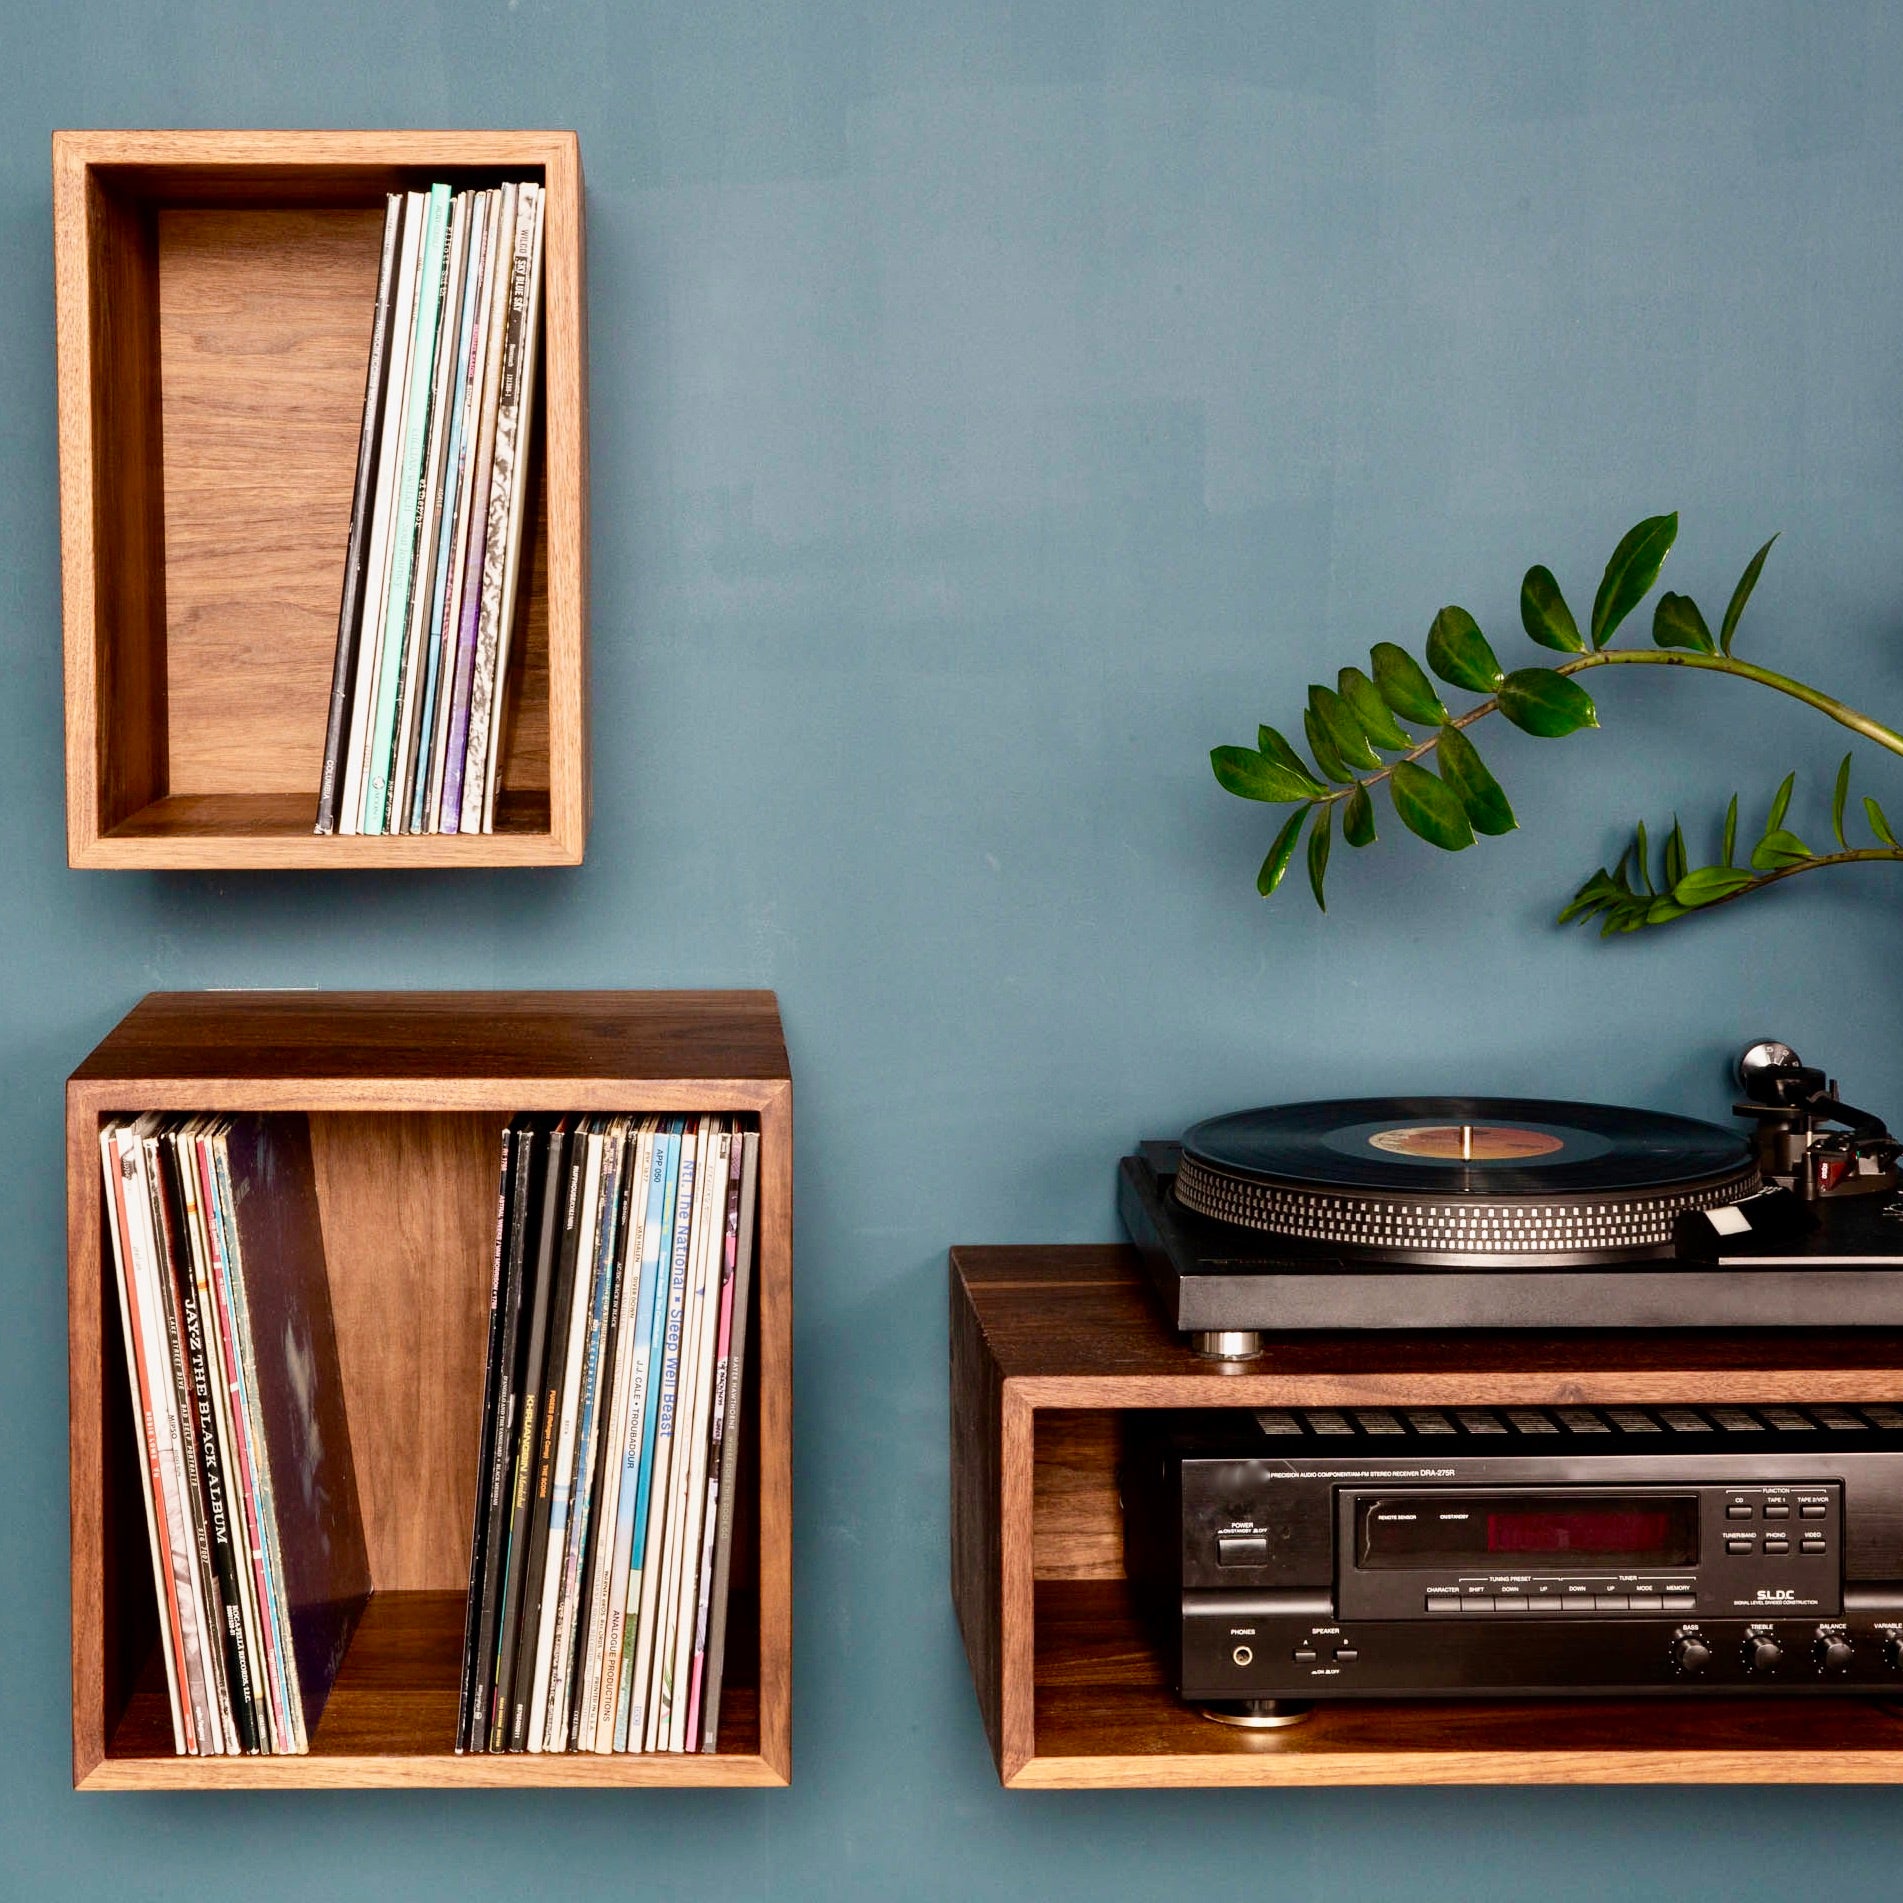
1671,1632,1713,1675
1744,1635,1784,1674
1886,1635,1903,1674
1815,1630,1855,1675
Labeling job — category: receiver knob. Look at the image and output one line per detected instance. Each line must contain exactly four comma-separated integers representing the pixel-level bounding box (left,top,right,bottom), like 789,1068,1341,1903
1671,1632,1713,1675
1744,1634,1784,1674
1886,1635,1903,1674
1815,1629,1855,1675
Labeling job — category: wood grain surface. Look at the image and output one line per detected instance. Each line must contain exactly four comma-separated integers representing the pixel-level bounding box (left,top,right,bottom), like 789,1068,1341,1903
53,129,588,867
68,991,791,1787
94,1591,773,1787
954,1245,1903,1404
70,990,792,1092
1023,1581,1903,1788
949,1246,1903,1789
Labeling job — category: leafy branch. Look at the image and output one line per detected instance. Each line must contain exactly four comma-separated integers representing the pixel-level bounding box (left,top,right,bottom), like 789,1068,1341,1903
1212,513,1903,928
1564,759,1903,934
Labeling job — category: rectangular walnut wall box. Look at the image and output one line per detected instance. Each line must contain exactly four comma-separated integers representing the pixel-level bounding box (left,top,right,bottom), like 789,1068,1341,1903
951,1245,1903,1788
54,129,590,868
69,992,790,1788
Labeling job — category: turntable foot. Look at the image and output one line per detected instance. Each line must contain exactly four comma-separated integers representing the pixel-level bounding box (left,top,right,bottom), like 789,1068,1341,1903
1191,1329,1263,1361
1199,1699,1315,1730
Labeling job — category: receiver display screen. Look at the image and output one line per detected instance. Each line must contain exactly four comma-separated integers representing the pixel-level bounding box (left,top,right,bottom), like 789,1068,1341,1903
1358,1492,1699,1569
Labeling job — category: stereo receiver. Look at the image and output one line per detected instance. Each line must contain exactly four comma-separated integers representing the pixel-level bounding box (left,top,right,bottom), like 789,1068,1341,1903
1122,1402,1903,1718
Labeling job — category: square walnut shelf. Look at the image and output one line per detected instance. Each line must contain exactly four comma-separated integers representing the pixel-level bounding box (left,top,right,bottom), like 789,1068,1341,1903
54,130,590,869
951,1246,1903,1788
68,992,790,1788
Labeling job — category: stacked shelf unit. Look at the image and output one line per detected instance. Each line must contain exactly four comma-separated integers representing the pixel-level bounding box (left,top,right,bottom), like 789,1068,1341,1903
951,1245,1903,1788
68,990,790,1788
54,129,589,868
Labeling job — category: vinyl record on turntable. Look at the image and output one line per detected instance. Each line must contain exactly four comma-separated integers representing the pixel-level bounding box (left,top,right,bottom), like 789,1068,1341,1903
1172,1097,1760,1267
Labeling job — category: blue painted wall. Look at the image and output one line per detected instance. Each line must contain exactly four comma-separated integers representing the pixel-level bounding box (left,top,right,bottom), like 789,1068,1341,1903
6,3,1903,1896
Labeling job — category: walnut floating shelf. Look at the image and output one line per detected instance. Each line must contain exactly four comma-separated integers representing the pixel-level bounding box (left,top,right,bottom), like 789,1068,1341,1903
949,1244,1903,1787
69,991,790,1788
53,130,590,869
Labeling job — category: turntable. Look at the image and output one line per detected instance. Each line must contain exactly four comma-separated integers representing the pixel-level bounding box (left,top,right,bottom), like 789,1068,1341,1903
1119,1046,1903,1354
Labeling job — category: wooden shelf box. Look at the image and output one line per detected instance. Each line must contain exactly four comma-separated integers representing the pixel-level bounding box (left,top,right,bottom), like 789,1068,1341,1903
68,992,789,1788
54,130,590,869
951,1245,1903,1788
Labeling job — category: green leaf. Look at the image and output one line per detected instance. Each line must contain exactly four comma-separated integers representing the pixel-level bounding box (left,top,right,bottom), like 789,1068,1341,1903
1868,796,1900,849
1309,683,1383,772
1370,642,1450,726
1435,725,1517,835
1256,807,1307,897
1646,896,1690,926
1634,820,1653,894
1336,667,1411,751
1257,725,1325,794
1591,511,1678,647
1664,816,1688,888
1559,869,1620,924
1832,753,1851,849
1652,591,1715,653
1723,794,1738,867
1211,746,1319,803
1307,802,1332,911
1751,828,1811,871
1342,782,1376,848
1674,865,1758,908
1767,770,1795,834
1719,533,1777,656
1389,761,1475,851
1424,606,1506,694
1304,706,1354,784
1496,668,1599,737
1520,565,1583,653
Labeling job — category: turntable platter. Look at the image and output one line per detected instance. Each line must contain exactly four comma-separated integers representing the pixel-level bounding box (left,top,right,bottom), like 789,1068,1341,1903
1173,1097,1759,1266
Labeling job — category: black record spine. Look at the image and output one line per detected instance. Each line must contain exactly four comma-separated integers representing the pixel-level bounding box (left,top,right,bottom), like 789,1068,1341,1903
315,192,404,836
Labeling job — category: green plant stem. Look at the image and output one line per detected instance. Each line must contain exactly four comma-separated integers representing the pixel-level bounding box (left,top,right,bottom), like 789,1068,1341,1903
1687,846,1903,914
1317,647,1903,805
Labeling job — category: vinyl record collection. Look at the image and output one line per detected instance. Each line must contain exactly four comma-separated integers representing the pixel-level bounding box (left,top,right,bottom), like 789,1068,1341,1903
315,176,548,838
459,1114,760,1755
98,1113,370,1755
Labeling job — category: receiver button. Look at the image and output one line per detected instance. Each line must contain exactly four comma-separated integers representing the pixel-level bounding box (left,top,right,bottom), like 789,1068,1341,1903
1763,1502,1791,1518
1800,1503,1828,1518
1292,1646,1318,1663
1663,1591,1696,1611
1426,1596,1460,1613
1594,1595,1630,1610
1725,1504,1754,1519
1459,1597,1496,1613
1801,1536,1827,1554
1725,1537,1754,1554
1217,1535,1269,1567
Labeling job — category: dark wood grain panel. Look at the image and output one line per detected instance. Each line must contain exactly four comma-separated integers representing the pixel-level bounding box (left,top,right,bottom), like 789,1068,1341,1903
953,1246,1903,1400
950,1257,1007,1769
1025,1581,1903,1787
1033,1411,1122,1581
71,991,791,1088
68,991,791,1788
104,1592,765,1783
